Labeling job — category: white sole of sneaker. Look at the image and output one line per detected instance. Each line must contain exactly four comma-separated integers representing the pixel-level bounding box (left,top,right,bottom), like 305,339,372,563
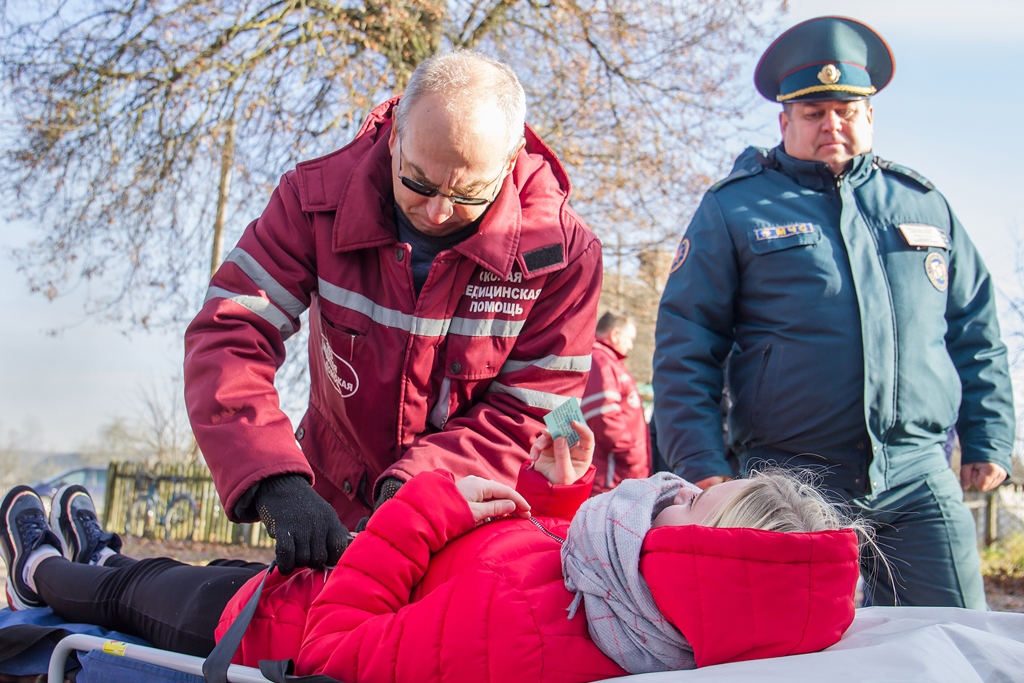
49,484,86,561
5,581,34,611
3,488,45,610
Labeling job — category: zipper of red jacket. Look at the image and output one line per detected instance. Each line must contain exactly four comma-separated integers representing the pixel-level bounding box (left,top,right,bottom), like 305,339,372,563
529,517,566,544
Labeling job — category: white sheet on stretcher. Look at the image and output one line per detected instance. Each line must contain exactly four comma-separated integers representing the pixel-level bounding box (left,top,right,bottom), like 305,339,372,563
605,606,1024,682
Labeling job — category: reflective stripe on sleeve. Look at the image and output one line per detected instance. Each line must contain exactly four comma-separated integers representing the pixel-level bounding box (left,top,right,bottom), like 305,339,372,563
224,248,308,318
487,382,576,411
500,354,592,375
205,287,296,339
583,404,623,421
581,390,622,408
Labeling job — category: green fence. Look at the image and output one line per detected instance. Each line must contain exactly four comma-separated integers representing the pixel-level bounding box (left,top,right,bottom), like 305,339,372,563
102,461,273,547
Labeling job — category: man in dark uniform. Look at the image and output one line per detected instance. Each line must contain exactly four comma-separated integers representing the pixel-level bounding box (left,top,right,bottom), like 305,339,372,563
653,16,1014,608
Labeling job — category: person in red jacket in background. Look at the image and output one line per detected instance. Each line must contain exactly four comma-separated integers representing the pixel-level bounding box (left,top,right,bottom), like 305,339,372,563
583,310,651,494
182,49,603,574
4,425,865,681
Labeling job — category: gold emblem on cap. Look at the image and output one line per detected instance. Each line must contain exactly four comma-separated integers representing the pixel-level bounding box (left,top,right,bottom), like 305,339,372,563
817,64,841,85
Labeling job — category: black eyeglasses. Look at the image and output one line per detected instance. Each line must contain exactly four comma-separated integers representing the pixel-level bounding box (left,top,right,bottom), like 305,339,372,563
397,137,504,206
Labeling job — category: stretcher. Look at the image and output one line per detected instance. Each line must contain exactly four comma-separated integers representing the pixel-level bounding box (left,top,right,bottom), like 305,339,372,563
40,606,1024,682
50,633,269,682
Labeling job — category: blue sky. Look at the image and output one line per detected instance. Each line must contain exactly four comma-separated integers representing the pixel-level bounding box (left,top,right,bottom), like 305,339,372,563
2,0,1023,452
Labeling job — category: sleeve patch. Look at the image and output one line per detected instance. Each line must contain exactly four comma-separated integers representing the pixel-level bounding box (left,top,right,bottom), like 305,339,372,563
670,238,691,273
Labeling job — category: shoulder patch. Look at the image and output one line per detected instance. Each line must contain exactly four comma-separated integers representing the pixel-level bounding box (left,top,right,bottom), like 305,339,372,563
523,244,564,272
875,157,936,192
670,238,691,273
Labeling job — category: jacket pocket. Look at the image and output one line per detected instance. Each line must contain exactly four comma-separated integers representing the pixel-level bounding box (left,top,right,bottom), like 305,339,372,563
443,334,509,382
437,334,512,426
315,308,366,398
747,226,822,255
320,306,369,347
298,406,370,508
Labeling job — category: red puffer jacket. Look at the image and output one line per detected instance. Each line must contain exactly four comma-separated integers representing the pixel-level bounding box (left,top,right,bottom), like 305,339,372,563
185,97,602,528
216,466,859,681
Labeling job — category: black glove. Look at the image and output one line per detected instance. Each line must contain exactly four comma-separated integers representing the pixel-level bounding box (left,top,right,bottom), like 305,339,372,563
355,477,404,533
375,477,404,509
254,474,350,574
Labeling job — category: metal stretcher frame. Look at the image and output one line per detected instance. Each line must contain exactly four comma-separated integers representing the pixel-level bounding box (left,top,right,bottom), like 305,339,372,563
47,633,271,683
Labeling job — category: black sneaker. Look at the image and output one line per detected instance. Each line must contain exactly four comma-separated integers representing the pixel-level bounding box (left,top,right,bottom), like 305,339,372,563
50,484,122,564
1,485,63,610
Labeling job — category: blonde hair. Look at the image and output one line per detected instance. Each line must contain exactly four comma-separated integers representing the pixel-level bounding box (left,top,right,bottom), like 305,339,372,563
704,468,863,535
702,468,894,599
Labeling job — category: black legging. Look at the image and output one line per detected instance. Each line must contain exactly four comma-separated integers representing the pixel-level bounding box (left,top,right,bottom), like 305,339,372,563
33,554,266,657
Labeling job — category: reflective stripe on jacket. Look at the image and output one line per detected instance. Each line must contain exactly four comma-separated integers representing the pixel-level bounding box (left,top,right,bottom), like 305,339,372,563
582,340,650,493
185,99,603,527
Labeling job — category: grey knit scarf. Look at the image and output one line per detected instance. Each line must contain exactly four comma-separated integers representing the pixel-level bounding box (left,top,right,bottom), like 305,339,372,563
561,473,697,673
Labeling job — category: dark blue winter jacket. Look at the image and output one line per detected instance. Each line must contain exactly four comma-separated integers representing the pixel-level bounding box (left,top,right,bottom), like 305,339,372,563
653,146,1014,495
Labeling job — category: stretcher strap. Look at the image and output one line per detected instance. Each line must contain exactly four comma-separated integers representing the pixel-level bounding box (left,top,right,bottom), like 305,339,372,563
202,560,342,683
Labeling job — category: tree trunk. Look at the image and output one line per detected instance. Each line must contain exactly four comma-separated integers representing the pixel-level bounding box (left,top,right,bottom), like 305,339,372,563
615,234,624,309
209,118,237,280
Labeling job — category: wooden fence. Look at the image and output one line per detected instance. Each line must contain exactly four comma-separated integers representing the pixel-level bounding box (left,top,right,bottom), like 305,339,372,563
102,461,273,547
965,484,1024,547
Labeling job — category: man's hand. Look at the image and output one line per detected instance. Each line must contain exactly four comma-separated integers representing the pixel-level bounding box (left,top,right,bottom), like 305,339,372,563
254,474,350,574
694,475,732,490
455,476,531,525
529,420,594,485
960,463,1007,492
375,477,404,509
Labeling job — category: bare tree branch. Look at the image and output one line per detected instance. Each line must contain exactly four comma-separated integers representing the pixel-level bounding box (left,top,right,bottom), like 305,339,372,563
2,0,782,335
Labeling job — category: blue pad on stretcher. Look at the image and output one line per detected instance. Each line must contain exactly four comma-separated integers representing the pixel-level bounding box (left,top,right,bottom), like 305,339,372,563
0,606,148,677
78,650,204,683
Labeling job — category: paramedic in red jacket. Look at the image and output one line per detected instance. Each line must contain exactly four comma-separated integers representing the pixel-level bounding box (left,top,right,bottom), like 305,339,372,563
182,50,603,572
583,310,651,494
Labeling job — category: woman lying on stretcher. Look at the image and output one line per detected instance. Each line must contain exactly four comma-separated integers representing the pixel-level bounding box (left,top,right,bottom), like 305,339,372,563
1,422,865,681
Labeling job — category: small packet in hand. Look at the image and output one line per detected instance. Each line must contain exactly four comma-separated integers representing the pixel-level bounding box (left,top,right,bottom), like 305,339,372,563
543,397,587,448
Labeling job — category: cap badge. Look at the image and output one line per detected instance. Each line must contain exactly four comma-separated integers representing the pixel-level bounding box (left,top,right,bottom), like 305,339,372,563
817,64,841,85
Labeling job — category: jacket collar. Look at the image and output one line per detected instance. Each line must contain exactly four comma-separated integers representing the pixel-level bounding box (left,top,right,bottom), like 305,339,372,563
300,99,573,281
772,145,875,192
594,338,625,360
332,125,399,252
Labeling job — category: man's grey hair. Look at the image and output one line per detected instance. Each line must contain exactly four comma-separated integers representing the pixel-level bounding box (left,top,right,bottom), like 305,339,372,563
395,50,527,162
